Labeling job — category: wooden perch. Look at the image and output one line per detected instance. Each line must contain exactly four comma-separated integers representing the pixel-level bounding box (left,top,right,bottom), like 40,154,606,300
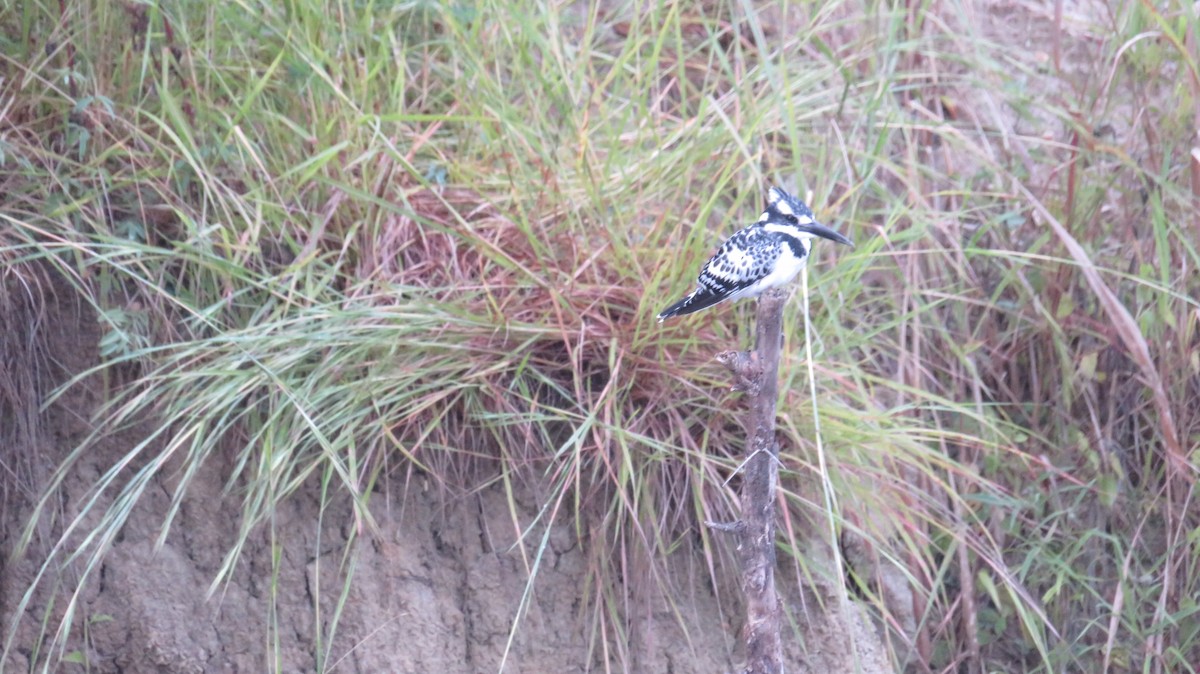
707,286,789,674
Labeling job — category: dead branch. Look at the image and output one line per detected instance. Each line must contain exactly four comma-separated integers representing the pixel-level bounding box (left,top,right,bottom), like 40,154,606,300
706,286,789,674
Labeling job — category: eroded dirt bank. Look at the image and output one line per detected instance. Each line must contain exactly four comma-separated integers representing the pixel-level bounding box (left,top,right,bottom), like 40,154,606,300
0,279,890,673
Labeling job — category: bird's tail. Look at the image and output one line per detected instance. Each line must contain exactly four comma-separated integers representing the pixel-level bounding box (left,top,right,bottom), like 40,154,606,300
657,288,727,321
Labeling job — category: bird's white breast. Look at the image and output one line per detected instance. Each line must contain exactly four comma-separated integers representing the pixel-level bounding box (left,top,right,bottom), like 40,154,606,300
751,244,807,295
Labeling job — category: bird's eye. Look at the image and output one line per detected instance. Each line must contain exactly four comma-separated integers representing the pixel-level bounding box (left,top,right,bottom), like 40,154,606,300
784,214,798,224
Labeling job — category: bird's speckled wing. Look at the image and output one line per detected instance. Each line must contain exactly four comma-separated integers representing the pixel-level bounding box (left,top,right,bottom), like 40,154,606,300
656,226,785,320
696,226,782,296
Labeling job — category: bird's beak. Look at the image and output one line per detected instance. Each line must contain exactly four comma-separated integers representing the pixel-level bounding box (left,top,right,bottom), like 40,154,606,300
803,220,854,248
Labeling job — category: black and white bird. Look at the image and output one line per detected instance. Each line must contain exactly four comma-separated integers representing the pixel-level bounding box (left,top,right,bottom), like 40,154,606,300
657,186,853,321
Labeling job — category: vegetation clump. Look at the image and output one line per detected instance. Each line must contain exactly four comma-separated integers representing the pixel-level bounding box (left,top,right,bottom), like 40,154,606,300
1,1,1197,671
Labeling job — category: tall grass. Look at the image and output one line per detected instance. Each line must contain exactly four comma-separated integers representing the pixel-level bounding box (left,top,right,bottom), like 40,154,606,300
1,0,1198,672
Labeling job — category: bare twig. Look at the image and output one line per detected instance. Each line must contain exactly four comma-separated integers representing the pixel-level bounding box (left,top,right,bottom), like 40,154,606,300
705,286,789,674
715,349,762,395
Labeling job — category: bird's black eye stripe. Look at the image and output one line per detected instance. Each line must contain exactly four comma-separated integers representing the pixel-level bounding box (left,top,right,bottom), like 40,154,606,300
784,213,798,224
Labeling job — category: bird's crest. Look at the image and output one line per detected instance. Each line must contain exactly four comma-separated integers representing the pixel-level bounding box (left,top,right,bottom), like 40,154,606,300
764,186,814,225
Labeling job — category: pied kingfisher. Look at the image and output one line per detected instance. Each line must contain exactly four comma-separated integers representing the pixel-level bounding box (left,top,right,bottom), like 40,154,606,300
657,186,853,321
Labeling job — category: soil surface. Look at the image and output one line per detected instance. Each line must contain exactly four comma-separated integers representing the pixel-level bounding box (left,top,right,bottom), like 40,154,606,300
1,279,891,672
